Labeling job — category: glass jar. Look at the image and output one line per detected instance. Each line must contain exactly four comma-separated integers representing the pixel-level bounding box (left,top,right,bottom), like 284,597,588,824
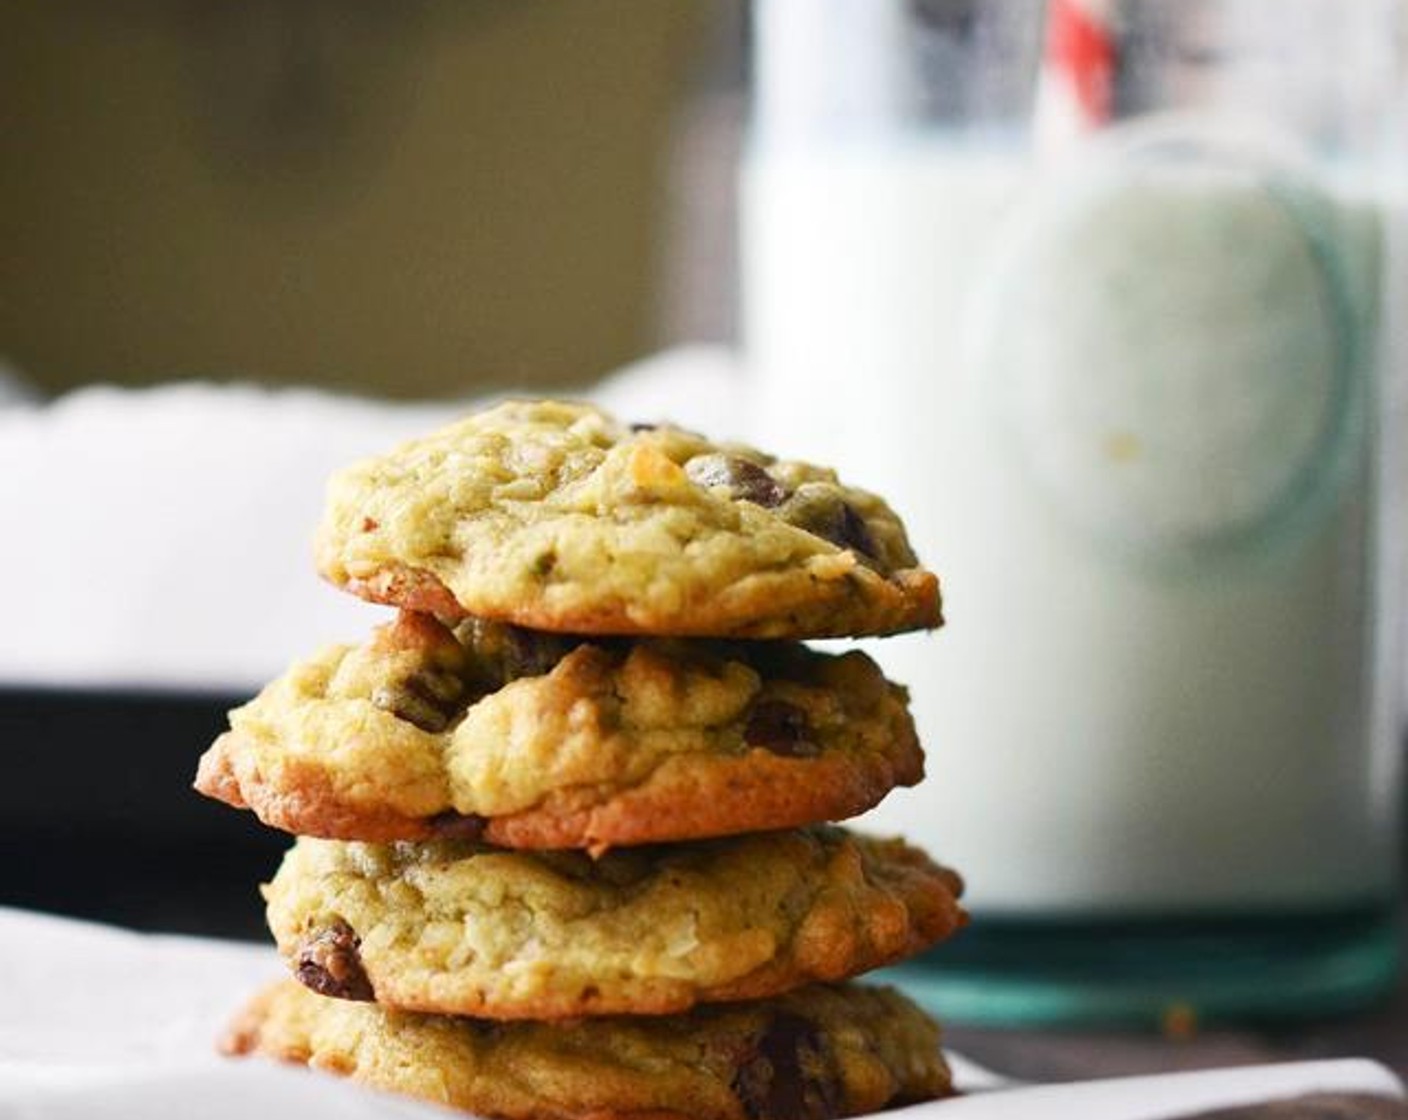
743,0,1408,1024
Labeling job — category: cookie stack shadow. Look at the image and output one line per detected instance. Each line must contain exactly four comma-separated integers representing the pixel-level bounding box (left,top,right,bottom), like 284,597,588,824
195,400,967,1120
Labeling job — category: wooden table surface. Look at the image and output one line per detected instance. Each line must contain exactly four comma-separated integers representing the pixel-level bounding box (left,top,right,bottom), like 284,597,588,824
943,974,1408,1115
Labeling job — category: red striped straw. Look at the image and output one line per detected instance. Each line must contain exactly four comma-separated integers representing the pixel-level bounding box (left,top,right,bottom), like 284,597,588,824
1035,0,1119,154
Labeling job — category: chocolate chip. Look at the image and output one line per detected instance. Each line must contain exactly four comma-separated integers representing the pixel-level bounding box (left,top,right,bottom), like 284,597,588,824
744,700,820,758
629,421,659,432
496,625,576,681
426,810,489,840
372,666,466,733
778,485,878,559
456,620,580,692
685,453,789,509
732,1012,841,1120
832,502,877,557
296,920,374,1002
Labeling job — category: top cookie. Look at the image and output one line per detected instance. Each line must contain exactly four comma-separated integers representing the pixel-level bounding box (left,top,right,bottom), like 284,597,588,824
315,400,941,638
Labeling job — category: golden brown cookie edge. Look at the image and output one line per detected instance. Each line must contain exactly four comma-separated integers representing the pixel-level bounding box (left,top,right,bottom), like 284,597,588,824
194,724,924,851
335,561,941,639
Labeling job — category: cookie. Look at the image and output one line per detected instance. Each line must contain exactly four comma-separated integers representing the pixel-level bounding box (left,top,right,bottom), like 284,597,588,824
314,400,941,638
224,979,953,1120
264,828,966,1019
195,611,924,849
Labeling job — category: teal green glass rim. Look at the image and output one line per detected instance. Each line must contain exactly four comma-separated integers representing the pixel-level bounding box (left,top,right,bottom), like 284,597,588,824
879,903,1400,1028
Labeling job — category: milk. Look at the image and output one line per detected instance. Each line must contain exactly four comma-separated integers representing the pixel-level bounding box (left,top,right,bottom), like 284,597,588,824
743,140,1397,913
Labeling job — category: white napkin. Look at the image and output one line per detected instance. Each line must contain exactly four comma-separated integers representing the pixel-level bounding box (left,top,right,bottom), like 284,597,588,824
0,907,1399,1119
0,348,743,693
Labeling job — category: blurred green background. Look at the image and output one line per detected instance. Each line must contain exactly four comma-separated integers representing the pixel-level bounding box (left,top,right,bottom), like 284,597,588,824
0,0,741,399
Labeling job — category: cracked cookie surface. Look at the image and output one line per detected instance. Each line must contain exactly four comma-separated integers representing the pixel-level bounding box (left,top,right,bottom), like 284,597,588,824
195,612,924,849
314,400,941,638
263,828,966,1019
224,979,952,1120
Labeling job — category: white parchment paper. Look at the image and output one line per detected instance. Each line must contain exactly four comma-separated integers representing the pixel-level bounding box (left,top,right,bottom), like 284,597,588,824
0,907,1399,1120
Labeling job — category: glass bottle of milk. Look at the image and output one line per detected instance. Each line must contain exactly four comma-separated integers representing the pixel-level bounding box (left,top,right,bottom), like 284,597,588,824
744,0,1408,1023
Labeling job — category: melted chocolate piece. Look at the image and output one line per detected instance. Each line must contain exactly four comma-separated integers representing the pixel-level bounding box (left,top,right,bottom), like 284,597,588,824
371,667,466,733
744,700,820,759
831,502,878,559
685,453,789,509
495,624,577,681
296,920,374,1002
426,810,489,840
456,618,579,690
732,1012,841,1120
779,485,878,560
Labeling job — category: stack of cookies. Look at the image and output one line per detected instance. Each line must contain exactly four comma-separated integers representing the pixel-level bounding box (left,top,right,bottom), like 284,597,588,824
195,400,966,1120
